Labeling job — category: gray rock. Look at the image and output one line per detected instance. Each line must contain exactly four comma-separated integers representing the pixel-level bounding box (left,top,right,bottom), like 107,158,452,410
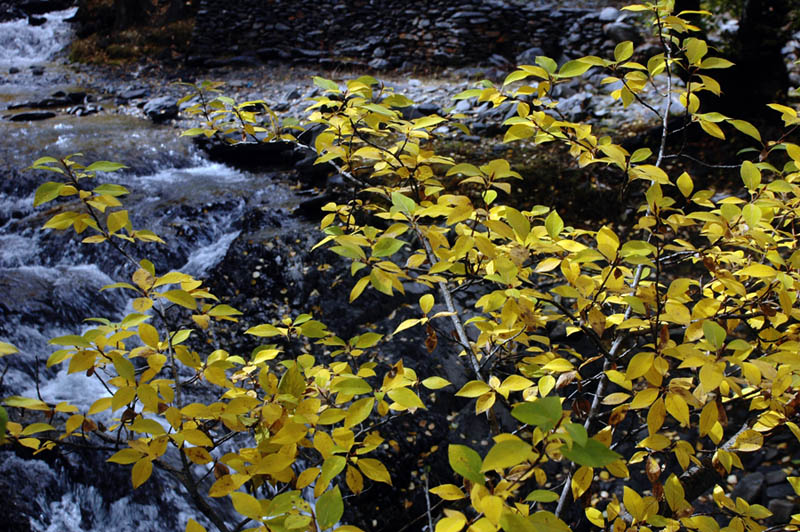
9,67,19,74
768,499,797,525
454,99,472,113
603,21,642,45
766,483,794,499
373,46,386,58
731,472,765,503
516,46,545,66
368,58,390,70
598,7,619,22
766,469,787,485
143,96,178,123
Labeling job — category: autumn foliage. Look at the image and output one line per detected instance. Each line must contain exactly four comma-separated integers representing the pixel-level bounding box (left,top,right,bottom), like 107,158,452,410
4,1,800,531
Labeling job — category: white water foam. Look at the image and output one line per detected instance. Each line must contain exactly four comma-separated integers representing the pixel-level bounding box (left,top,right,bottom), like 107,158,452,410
0,7,77,68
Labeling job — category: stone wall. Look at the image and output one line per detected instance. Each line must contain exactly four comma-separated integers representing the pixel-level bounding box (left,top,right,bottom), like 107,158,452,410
190,0,638,68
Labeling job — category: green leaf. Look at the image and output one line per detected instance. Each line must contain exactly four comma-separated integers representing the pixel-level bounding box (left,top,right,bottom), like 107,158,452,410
391,192,417,215
0,406,7,441
448,444,484,485
557,60,592,78
614,41,634,62
740,160,761,191
565,422,588,447
93,184,130,197
525,489,560,503
372,237,406,257
703,320,726,349
545,211,564,240
207,304,243,317
316,485,344,530
86,161,128,173
49,334,91,348
313,76,339,92
34,182,64,207
511,396,562,431
561,439,622,467
481,439,531,471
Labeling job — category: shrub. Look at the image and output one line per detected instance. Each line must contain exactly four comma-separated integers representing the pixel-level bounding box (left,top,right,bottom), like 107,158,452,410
5,1,800,531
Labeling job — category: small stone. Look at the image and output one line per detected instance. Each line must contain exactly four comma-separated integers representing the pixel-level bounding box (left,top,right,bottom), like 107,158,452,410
9,67,19,74
598,7,619,22
766,469,787,485
368,58,390,70
727,474,738,485
768,499,797,525
731,472,764,503
766,483,794,499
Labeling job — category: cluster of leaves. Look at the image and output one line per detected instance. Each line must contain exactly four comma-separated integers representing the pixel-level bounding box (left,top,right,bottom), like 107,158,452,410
6,1,800,531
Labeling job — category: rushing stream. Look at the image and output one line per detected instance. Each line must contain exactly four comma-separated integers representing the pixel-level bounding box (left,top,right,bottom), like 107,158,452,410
0,10,304,532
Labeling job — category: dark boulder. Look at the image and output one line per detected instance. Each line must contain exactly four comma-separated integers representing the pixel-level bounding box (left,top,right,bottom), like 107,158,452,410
142,96,178,122
6,110,56,121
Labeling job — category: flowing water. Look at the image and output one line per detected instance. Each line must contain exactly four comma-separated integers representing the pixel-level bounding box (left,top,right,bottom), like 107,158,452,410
0,10,304,531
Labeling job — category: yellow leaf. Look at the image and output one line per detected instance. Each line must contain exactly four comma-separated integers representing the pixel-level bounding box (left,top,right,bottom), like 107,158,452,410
585,508,605,527
131,457,153,488
422,376,451,390
665,474,687,512
420,294,434,314
676,172,693,197
344,397,374,428
623,486,644,523
430,484,467,500
455,380,492,398
296,467,320,489
733,429,763,452
665,393,690,427
356,458,392,485
180,428,214,447
630,388,659,409
208,474,248,498
626,352,654,380
481,438,531,472
435,515,466,532
387,388,426,410
738,264,777,278
108,448,144,464
698,401,718,437
231,491,262,520
186,519,207,532
572,466,593,500
647,397,666,435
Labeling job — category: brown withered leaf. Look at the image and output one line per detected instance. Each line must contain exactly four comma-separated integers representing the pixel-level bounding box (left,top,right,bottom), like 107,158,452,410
556,371,578,390
213,462,230,479
425,324,438,353
646,457,661,484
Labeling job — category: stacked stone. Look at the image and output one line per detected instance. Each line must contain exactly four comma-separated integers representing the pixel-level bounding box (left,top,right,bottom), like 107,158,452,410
190,0,643,69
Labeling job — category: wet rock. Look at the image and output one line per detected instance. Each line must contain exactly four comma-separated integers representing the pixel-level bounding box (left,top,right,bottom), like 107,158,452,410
368,58,390,70
117,87,149,101
768,499,797,525
27,14,45,26
766,469,787,485
30,66,44,76
195,138,297,170
6,110,56,121
143,96,178,123
9,66,20,74
731,472,765,502
766,482,794,499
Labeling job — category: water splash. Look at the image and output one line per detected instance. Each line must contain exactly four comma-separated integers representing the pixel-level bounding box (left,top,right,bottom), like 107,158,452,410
0,8,77,69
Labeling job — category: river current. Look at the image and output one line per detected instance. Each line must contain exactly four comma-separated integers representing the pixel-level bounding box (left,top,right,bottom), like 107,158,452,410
0,10,302,531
